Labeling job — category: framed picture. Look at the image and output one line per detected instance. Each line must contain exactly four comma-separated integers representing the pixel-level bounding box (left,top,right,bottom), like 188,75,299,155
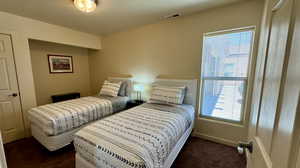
48,55,73,73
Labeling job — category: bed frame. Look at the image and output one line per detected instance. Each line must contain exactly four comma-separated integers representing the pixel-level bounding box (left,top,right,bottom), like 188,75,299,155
76,78,198,168
31,77,132,151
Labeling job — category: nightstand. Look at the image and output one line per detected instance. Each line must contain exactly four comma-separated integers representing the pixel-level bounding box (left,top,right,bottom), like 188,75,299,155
126,100,145,109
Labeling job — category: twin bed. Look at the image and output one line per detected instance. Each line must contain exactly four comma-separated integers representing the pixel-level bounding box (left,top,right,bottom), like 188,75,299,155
28,78,197,168
74,78,197,168
28,77,132,151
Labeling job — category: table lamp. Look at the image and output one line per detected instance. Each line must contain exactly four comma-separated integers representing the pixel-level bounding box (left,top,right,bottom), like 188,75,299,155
133,83,144,103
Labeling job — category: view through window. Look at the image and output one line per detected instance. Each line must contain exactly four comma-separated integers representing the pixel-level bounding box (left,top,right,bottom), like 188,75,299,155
200,29,254,122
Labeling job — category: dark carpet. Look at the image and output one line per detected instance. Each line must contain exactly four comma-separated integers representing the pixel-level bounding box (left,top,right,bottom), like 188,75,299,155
4,137,246,168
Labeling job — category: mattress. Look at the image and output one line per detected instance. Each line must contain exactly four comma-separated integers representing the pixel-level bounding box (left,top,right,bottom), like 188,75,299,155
29,96,129,136
74,103,194,168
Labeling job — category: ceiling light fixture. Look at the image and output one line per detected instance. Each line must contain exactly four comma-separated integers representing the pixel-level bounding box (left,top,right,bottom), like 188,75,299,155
74,0,97,13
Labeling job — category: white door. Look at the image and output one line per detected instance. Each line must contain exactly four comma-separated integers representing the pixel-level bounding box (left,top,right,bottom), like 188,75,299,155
0,131,7,168
0,34,25,143
247,0,299,168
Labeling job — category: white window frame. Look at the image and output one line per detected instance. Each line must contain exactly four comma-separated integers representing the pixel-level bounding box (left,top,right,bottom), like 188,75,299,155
199,27,255,124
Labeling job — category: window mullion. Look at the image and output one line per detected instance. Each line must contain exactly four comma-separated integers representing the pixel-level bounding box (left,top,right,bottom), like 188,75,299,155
202,77,247,81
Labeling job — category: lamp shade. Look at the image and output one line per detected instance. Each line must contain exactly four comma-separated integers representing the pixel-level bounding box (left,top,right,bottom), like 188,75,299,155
133,84,144,92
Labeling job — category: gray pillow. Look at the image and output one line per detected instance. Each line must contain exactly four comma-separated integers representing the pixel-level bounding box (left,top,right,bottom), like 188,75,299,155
118,82,127,96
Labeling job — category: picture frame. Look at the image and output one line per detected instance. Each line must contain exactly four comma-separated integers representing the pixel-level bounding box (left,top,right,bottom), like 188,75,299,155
48,55,73,73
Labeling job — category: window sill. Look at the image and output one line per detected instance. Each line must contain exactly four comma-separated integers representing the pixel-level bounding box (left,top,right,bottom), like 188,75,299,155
196,117,245,128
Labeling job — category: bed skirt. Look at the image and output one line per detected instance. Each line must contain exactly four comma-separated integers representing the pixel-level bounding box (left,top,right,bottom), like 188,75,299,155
31,124,82,151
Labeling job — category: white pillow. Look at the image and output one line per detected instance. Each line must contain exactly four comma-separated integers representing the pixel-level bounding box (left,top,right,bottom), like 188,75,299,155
99,80,122,97
148,85,186,105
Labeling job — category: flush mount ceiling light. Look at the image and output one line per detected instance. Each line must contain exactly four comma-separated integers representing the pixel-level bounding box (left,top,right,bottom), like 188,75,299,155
74,0,97,13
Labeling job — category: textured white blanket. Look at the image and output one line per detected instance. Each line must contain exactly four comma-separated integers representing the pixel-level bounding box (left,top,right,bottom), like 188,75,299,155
28,97,113,136
74,104,192,168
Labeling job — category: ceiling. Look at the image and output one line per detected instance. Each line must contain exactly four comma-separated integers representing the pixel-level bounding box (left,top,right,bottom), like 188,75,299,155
0,0,247,35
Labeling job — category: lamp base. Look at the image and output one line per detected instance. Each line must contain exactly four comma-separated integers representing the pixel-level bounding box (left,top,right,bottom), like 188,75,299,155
132,100,145,104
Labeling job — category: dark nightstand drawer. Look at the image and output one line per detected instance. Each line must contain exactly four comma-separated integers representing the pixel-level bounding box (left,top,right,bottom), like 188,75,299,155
126,100,145,109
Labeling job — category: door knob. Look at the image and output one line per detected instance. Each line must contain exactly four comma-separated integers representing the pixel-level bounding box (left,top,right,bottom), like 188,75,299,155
8,93,18,97
237,141,253,154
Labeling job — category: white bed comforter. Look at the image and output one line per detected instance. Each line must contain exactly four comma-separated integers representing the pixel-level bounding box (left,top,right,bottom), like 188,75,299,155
74,103,193,168
28,97,113,136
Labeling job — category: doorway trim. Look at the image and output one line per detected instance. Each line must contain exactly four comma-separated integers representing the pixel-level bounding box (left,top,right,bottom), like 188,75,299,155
0,28,38,137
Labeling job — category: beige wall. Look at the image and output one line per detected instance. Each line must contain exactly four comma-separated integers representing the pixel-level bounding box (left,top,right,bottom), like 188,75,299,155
89,0,264,145
29,40,91,106
0,11,101,135
89,0,263,93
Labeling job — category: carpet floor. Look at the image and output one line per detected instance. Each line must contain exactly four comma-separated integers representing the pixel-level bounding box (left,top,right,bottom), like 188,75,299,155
4,137,246,168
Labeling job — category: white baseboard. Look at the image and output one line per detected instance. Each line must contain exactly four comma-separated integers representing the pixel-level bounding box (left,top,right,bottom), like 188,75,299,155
192,131,238,147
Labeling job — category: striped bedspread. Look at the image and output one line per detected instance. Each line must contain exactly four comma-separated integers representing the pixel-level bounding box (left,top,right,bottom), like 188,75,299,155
74,103,193,168
28,97,113,136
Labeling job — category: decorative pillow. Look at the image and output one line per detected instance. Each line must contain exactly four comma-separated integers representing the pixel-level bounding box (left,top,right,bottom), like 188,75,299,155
108,80,127,96
99,80,122,97
148,85,186,105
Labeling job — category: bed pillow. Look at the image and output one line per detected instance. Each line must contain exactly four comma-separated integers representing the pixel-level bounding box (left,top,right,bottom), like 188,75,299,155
99,80,122,97
118,81,127,96
148,85,186,105
108,80,127,96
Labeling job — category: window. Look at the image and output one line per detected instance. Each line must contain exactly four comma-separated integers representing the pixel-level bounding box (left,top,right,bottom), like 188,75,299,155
200,28,254,122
